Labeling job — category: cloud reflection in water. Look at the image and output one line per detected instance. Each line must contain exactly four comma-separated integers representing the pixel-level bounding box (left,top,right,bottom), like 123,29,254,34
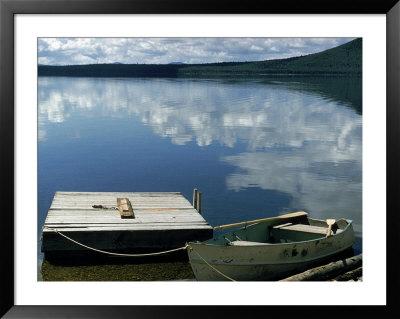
38,77,362,232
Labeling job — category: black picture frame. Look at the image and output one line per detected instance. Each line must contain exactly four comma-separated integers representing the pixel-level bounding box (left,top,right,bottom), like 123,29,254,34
1,0,399,318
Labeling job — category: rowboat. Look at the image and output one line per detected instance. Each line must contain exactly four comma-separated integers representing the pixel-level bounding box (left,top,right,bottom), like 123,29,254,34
186,211,354,281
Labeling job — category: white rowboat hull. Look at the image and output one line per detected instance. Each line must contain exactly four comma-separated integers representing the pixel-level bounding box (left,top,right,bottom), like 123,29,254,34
187,217,354,281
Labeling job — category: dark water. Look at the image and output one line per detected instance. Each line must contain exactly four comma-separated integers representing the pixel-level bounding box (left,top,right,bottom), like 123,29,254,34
38,76,362,281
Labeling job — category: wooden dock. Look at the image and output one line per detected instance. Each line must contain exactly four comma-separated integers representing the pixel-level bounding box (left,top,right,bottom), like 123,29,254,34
41,191,213,259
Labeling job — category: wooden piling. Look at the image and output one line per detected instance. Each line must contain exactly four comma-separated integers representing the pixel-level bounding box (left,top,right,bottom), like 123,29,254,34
193,189,198,210
197,191,202,214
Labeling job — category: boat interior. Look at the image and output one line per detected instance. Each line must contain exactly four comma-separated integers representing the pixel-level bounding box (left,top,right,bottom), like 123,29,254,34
207,216,350,246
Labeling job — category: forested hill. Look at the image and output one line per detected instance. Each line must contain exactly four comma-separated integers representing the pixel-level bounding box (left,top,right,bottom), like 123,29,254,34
38,38,362,77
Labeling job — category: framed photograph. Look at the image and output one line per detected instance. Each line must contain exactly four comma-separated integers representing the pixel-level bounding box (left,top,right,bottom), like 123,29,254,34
1,0,399,317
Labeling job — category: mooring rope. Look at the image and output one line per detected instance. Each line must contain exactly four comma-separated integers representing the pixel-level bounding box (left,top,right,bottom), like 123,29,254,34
45,226,236,281
44,227,188,257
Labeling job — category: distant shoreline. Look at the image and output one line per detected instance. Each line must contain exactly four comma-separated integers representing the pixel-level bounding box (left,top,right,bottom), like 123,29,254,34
38,72,361,78
38,38,362,78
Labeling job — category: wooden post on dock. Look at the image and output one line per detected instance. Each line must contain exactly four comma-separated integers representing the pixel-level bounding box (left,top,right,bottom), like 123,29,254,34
193,188,202,214
193,189,198,210
197,191,202,214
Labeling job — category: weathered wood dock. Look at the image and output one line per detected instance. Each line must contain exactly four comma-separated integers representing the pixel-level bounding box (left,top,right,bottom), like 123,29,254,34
41,191,213,260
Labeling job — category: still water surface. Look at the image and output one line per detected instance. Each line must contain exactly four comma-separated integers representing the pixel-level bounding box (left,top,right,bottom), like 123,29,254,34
38,76,362,280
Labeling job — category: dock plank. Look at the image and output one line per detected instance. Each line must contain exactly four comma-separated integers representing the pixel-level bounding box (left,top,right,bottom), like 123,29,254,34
45,217,208,224
43,224,211,230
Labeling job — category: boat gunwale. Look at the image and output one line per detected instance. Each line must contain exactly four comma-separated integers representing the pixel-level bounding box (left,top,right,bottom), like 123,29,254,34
188,218,353,247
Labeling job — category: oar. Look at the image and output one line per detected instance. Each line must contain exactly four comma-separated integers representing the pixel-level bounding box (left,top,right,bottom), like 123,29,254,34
326,219,336,237
213,211,308,231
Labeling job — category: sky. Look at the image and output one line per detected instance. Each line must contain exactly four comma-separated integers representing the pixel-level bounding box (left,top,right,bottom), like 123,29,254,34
38,37,355,66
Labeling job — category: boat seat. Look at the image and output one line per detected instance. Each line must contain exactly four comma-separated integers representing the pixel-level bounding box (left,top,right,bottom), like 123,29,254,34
228,240,272,246
273,223,342,235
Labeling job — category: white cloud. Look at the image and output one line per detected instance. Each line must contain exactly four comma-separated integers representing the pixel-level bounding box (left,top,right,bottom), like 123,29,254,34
72,53,97,64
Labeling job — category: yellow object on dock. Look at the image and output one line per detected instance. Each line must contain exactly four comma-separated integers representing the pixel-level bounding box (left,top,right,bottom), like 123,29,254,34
117,197,135,218
41,191,213,259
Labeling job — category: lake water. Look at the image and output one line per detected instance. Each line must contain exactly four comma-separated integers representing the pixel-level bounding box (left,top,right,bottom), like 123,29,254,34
38,76,362,280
